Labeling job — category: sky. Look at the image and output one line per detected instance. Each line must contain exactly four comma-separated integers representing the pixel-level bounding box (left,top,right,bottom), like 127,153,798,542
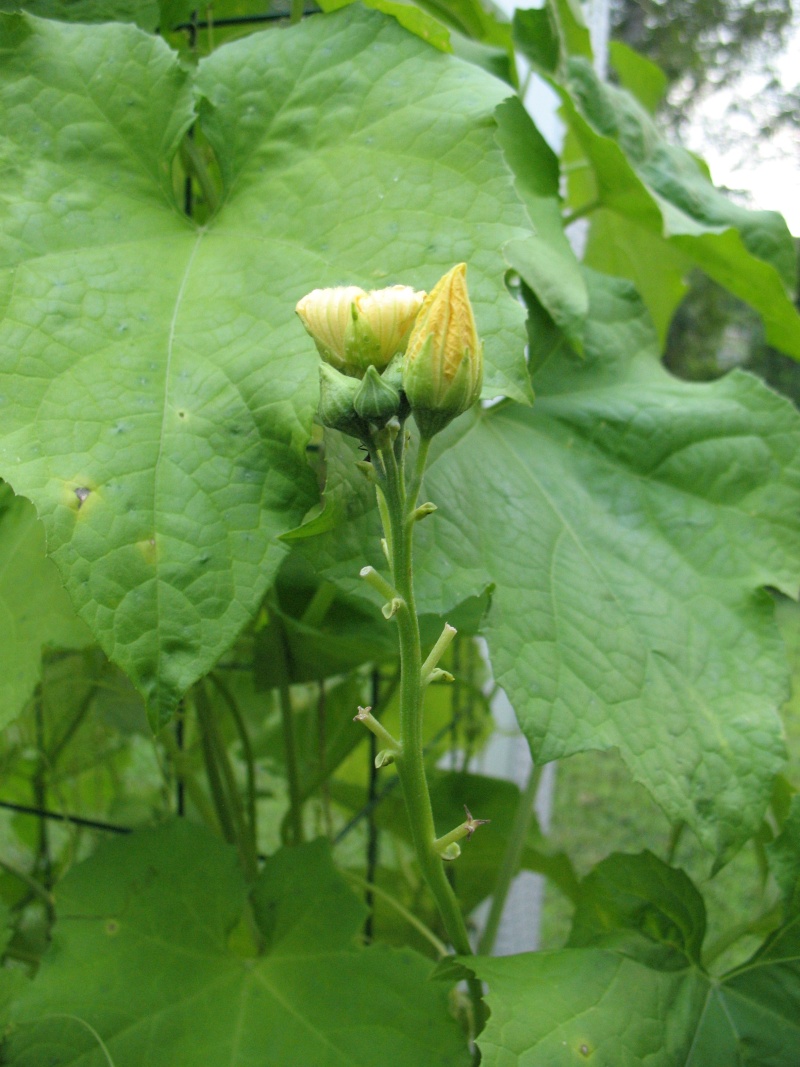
514,1,800,238
682,23,800,236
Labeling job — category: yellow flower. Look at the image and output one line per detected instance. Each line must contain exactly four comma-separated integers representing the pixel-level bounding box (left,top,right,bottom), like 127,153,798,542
402,263,483,437
296,284,425,377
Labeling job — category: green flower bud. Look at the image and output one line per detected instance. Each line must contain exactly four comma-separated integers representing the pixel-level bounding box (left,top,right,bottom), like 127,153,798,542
296,284,425,377
402,263,483,438
353,364,401,422
317,362,369,439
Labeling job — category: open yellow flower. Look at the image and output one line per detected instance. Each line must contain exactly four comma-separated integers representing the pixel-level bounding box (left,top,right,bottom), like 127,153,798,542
296,284,425,377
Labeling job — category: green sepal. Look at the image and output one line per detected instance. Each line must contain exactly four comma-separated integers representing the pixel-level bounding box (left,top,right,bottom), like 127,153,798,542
354,364,401,422
317,362,370,439
407,339,483,438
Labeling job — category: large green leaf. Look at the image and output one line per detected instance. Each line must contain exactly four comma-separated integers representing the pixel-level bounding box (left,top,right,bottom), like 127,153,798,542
302,269,800,858
194,10,531,405
316,0,452,51
495,96,588,352
608,40,667,114
5,821,469,1065
458,851,800,1066
0,0,159,26
0,8,533,724
515,2,800,353
0,485,90,730
768,795,800,899
431,273,799,859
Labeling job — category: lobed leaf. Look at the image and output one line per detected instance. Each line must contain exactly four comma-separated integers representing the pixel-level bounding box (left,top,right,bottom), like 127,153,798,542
303,269,800,859
0,484,91,730
495,95,588,352
768,795,800,900
0,1,159,27
0,7,533,724
461,851,800,1066
5,821,469,1066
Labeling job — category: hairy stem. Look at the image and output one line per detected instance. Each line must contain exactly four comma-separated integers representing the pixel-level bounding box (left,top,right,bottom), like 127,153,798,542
371,432,483,1027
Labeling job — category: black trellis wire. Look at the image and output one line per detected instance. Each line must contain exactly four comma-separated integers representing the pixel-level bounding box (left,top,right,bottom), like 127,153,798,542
0,799,131,836
166,9,316,34
0,710,462,847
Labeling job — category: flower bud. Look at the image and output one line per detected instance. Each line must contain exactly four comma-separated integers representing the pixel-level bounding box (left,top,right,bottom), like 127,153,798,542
402,263,483,438
317,362,369,439
354,365,401,422
296,284,425,377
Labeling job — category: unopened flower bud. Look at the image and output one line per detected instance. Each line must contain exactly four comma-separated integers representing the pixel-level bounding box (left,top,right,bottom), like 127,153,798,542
317,362,369,439
402,263,483,438
354,365,401,422
296,284,425,377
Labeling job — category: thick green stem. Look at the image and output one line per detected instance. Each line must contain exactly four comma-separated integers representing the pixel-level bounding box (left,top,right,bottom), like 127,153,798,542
375,439,473,959
211,673,259,872
477,762,542,956
194,686,237,847
406,435,431,509
201,690,258,881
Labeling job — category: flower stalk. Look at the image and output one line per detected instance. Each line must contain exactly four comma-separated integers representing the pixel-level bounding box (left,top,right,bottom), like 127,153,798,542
434,806,492,860
296,263,488,1036
366,432,476,957
353,705,400,758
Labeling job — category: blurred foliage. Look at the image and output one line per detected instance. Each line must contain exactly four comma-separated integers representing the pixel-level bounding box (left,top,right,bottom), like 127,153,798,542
610,0,794,121
664,241,800,402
